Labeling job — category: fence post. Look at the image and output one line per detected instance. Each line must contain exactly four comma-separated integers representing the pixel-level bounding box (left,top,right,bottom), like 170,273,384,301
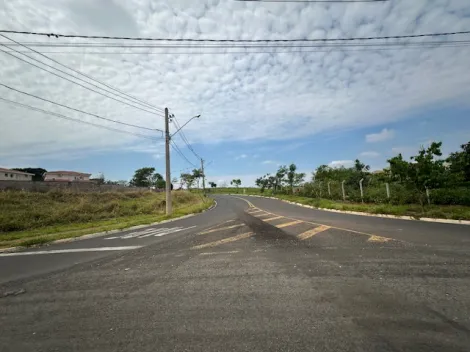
328,181,331,197
385,183,390,199
359,178,364,203
426,187,431,205
342,180,346,201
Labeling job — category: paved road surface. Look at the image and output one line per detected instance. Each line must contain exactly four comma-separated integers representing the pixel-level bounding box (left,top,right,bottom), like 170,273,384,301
1,195,469,351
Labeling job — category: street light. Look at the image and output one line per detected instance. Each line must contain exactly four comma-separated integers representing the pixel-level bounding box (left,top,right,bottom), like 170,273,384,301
170,114,201,138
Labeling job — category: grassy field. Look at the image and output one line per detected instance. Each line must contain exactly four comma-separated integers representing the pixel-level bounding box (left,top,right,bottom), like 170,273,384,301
0,190,213,249
204,187,470,220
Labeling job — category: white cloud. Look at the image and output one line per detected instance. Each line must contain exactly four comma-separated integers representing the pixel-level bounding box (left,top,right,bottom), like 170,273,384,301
235,154,247,160
329,160,354,168
0,1,469,162
366,129,395,143
262,160,277,165
359,151,380,158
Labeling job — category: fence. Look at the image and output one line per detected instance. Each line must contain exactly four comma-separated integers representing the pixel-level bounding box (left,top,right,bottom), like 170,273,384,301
298,181,470,206
0,180,147,193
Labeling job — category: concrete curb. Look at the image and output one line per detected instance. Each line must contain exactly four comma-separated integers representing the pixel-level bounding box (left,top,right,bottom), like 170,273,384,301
229,194,470,226
0,199,218,254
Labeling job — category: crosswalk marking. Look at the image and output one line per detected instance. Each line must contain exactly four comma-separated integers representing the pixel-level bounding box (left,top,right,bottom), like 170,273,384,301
248,209,264,214
104,226,197,240
297,225,331,240
191,232,254,250
263,216,284,221
198,224,244,235
276,220,303,228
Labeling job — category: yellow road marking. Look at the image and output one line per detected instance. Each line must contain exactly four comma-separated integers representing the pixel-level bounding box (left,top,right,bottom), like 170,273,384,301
191,232,254,250
248,209,264,214
276,220,303,228
231,196,256,208
297,225,331,240
263,216,284,221
367,235,392,243
230,195,396,241
198,224,244,235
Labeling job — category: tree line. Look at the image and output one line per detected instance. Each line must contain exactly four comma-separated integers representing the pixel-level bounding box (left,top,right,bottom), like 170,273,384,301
256,141,470,206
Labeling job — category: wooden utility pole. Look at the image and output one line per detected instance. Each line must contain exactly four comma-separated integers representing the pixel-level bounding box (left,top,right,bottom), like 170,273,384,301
201,158,206,195
165,108,172,215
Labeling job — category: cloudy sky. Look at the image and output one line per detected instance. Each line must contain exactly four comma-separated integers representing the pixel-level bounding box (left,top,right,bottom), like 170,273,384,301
1,0,469,186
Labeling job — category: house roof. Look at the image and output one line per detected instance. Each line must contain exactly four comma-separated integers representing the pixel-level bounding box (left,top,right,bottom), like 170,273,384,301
45,171,92,176
0,168,35,176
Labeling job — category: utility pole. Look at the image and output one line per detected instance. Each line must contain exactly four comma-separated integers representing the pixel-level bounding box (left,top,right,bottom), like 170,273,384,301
201,158,206,195
165,108,172,215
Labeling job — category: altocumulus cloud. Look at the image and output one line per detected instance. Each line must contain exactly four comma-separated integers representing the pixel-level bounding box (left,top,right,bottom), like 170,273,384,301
0,0,469,163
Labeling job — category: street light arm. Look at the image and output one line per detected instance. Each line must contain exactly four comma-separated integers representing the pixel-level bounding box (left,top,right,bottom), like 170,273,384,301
170,115,200,138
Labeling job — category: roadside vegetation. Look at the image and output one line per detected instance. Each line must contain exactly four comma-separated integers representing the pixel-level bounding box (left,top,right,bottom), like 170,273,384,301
0,190,213,249
206,141,470,220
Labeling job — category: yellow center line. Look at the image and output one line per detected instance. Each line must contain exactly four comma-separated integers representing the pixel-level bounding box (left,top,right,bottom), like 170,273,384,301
263,216,284,221
276,220,303,228
198,224,245,235
256,212,273,217
191,232,254,250
297,225,331,240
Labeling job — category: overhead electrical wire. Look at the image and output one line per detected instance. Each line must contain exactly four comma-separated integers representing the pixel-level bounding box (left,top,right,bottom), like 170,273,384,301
1,39,469,48
0,83,162,133
0,34,165,113
0,29,469,42
0,97,162,141
170,140,198,168
0,45,165,117
172,116,202,161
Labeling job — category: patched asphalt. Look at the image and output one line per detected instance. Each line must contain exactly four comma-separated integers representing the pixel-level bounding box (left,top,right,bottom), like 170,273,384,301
1,194,469,351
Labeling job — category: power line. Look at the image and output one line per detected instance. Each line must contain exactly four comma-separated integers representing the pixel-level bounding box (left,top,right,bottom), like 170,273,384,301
0,34,165,113
0,97,162,141
172,116,202,161
0,83,163,133
1,39,469,48
0,46,165,118
1,29,469,42
2,44,469,55
170,140,198,168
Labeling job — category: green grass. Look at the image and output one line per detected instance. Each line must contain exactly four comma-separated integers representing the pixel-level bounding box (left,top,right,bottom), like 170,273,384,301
0,190,213,249
207,187,470,221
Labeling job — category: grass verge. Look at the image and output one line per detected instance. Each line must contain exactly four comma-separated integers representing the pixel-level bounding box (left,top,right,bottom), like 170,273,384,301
208,188,470,221
0,190,214,249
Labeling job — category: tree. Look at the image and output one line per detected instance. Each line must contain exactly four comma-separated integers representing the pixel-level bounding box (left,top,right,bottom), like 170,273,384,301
274,165,288,192
286,163,305,193
180,173,195,190
209,181,217,188
231,179,241,188
12,167,47,181
130,167,165,188
192,169,203,189
447,141,470,184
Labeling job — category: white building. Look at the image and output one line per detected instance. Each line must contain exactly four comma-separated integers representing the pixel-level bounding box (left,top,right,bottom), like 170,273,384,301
0,168,34,181
44,171,91,182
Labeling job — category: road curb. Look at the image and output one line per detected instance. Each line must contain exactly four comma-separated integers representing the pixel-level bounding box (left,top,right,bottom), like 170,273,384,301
0,199,218,254
229,194,470,226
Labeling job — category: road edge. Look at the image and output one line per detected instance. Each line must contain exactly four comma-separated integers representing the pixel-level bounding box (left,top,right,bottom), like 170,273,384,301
0,199,218,254
230,194,470,226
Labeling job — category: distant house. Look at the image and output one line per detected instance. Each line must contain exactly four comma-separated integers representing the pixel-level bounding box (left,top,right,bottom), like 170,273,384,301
44,171,92,182
0,168,34,181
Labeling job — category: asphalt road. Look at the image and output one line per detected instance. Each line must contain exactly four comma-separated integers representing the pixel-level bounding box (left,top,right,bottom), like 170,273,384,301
1,194,470,351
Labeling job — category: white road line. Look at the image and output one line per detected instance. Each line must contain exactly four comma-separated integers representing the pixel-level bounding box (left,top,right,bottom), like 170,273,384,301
199,251,239,256
154,225,197,237
0,246,142,257
104,236,120,240
138,228,172,238
121,228,158,239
